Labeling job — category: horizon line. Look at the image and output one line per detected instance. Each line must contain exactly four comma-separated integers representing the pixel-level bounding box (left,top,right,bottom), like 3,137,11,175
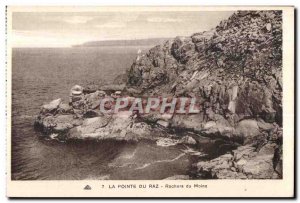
11,36,174,48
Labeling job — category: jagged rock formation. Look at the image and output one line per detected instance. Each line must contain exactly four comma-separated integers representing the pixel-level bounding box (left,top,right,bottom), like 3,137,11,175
196,140,282,179
127,10,282,126
35,89,162,141
125,11,283,179
34,10,283,179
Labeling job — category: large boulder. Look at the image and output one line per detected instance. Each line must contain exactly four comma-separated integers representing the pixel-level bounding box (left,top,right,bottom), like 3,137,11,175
235,119,261,142
171,37,195,64
66,111,154,141
196,143,282,179
85,90,106,110
34,114,82,135
40,98,62,115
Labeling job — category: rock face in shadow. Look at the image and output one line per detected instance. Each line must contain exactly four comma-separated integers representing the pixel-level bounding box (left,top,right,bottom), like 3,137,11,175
34,11,283,179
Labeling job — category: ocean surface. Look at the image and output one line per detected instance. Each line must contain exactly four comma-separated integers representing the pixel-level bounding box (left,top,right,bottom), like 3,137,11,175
11,46,222,180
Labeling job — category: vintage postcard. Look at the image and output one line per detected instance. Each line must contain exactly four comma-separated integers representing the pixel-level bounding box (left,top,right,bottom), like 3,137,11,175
6,6,294,198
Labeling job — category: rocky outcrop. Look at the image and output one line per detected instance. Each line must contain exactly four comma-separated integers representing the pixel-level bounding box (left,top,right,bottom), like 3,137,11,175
196,142,282,179
127,10,282,127
125,11,283,179
66,112,155,141
35,85,162,141
195,120,282,179
34,11,283,179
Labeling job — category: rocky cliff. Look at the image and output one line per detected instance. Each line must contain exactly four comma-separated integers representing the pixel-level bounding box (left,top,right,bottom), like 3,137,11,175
35,10,283,179
125,10,283,179
127,10,282,126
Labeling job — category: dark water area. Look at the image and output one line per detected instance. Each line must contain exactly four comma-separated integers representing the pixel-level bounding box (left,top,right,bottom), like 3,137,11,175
11,46,219,180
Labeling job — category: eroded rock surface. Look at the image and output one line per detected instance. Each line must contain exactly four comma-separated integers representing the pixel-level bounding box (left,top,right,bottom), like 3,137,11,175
196,142,282,179
127,11,282,127
34,11,283,179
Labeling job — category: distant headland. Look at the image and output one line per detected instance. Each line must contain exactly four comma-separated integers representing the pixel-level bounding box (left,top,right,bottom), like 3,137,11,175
73,38,170,47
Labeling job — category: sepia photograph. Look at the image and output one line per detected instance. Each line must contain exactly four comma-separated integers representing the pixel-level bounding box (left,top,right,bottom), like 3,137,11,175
6,6,294,198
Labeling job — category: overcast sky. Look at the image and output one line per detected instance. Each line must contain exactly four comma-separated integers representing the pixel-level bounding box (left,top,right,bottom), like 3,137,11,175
12,11,234,47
